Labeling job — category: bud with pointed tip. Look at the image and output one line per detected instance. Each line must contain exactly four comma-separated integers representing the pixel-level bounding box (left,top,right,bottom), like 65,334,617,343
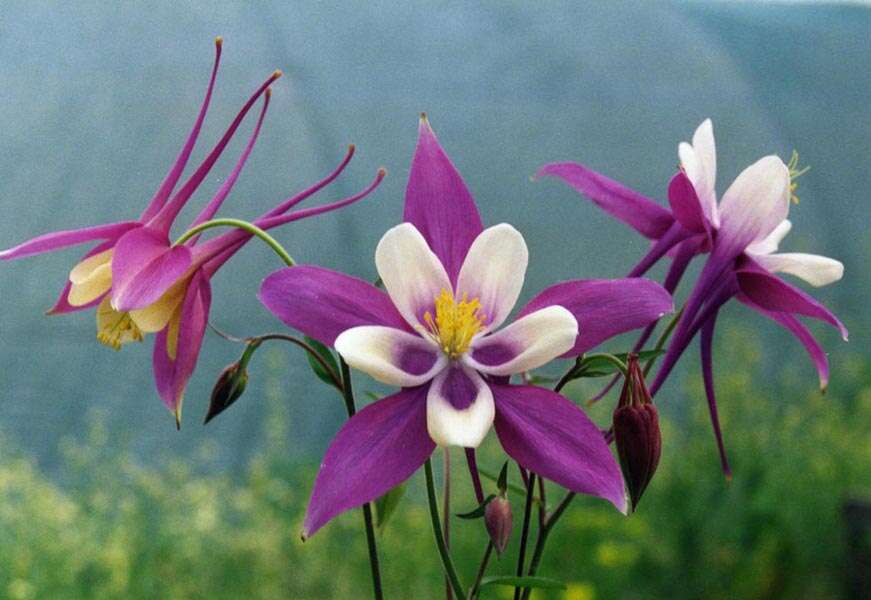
204,361,249,424
485,496,512,555
613,353,661,512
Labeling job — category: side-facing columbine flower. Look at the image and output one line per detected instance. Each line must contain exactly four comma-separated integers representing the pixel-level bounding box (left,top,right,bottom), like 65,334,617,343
539,120,846,474
259,115,674,537
0,38,279,346
103,147,385,425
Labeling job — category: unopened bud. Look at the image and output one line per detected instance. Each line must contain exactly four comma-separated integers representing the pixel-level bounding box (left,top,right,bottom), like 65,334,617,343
204,362,249,424
613,354,661,512
485,496,512,554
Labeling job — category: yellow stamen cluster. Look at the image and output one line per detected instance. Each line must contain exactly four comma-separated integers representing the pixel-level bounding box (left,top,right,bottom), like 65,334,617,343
424,289,486,359
787,150,811,205
96,297,144,350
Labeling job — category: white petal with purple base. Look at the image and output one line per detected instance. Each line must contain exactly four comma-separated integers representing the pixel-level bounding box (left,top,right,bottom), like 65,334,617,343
335,325,447,387
426,366,494,448
375,223,452,334
465,306,577,376
456,223,528,332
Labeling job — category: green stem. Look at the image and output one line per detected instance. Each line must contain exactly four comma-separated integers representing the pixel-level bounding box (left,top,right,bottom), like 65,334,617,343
513,471,537,600
253,334,344,391
643,306,684,377
339,359,383,600
520,491,575,600
424,459,465,599
468,542,494,599
443,448,453,600
173,218,296,267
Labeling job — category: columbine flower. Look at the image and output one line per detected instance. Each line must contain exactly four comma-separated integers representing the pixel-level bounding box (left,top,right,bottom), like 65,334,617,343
0,38,278,347
259,115,674,537
540,119,846,474
109,147,384,425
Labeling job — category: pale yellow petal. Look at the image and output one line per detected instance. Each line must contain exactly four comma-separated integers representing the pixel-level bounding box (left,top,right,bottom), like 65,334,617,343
129,279,189,333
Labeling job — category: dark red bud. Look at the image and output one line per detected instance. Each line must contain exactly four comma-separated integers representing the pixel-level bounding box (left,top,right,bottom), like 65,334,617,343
485,496,513,554
613,354,662,511
204,362,249,424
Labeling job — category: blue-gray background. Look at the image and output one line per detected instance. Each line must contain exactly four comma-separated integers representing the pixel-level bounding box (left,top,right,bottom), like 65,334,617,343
0,1,867,472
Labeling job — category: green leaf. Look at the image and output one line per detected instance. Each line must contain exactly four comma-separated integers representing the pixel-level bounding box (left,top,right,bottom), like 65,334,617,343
303,336,340,387
478,468,532,502
456,494,496,520
478,576,566,590
374,483,406,530
526,374,557,385
578,349,664,377
496,461,509,494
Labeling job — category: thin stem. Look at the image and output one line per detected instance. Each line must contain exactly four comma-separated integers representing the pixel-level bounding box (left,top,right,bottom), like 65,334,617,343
520,492,575,600
464,449,485,504
207,326,344,392
643,306,684,377
583,352,628,376
339,359,383,600
339,358,357,417
424,459,466,599
258,334,344,391
513,471,537,600
554,359,585,394
443,447,453,600
173,218,296,266
537,476,547,530
468,542,494,599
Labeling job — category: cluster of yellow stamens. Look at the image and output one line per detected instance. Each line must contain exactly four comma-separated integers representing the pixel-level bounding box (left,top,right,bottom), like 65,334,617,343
787,150,811,205
96,297,144,350
424,289,486,359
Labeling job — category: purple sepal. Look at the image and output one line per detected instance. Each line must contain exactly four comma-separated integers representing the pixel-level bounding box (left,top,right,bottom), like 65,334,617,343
258,265,412,347
492,384,627,513
303,386,435,538
517,278,673,356
536,161,674,240
403,115,483,285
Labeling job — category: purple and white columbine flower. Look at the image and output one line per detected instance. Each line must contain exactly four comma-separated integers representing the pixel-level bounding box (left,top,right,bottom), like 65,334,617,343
259,115,674,537
539,120,846,474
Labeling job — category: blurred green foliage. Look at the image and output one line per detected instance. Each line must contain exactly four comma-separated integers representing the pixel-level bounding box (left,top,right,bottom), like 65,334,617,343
0,329,868,599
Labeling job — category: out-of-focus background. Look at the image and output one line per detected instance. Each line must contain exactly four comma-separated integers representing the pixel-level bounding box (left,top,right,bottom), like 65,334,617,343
0,1,868,598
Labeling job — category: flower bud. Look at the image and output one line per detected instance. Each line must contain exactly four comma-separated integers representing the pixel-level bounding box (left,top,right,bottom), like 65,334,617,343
204,361,249,424
613,354,661,512
485,496,512,554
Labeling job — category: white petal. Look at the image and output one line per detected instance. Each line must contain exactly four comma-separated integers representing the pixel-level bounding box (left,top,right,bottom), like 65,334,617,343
464,306,578,376
335,326,447,387
426,366,494,448
692,119,717,197
752,252,844,288
746,219,792,256
679,119,719,227
375,223,452,334
717,155,790,251
456,224,528,332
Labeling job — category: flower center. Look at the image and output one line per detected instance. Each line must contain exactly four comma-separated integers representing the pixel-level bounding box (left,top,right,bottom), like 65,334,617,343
96,296,144,350
787,150,810,205
424,289,486,359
